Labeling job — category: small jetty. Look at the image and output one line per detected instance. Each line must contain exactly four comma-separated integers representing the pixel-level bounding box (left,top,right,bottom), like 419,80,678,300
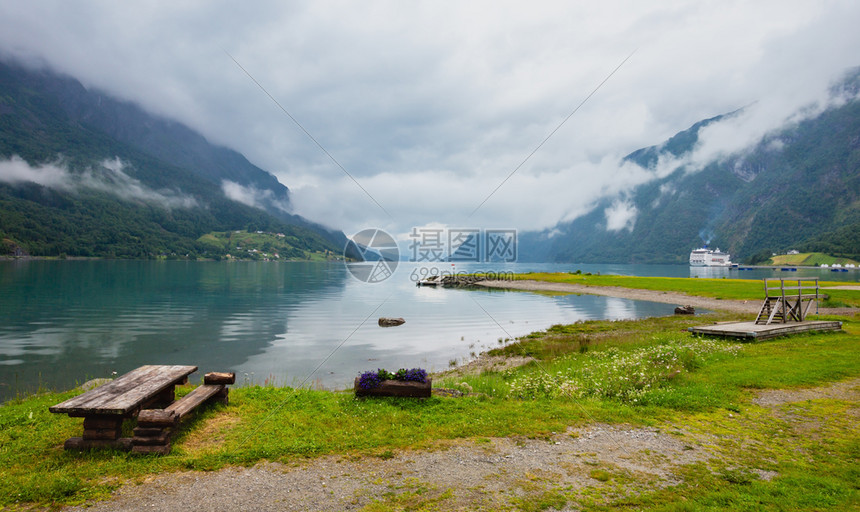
417,275,488,287
417,275,443,286
689,277,842,340
688,320,842,340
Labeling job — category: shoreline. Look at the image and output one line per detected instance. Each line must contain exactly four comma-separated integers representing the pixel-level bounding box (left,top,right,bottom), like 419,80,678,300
476,279,857,317
478,279,759,314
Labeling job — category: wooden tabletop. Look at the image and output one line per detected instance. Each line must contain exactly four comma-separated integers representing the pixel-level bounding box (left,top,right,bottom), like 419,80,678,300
50,365,198,416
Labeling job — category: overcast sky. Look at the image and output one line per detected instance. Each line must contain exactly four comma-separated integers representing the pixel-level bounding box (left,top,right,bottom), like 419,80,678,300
1,1,858,240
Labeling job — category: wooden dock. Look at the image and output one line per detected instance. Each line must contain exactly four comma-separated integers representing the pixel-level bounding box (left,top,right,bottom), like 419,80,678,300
688,320,842,340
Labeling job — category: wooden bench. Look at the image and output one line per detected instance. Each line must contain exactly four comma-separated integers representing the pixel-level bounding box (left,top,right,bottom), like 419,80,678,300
49,366,234,453
132,372,235,455
50,365,198,451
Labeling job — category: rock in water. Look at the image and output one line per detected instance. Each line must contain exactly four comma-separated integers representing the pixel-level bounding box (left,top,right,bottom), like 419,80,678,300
674,305,695,315
378,317,406,327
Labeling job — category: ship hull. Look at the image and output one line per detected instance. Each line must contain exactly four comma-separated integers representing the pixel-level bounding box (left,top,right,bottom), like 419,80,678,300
689,247,732,267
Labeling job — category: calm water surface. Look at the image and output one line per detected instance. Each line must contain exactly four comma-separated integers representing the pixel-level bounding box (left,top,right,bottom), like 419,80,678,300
0,260,855,401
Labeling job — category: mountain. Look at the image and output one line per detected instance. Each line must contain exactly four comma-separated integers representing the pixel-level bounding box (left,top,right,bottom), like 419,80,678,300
0,59,345,258
519,70,860,264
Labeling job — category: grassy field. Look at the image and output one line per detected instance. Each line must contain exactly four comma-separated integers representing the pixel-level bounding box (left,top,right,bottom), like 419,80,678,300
511,272,860,308
1,284,858,510
196,231,338,261
767,252,859,267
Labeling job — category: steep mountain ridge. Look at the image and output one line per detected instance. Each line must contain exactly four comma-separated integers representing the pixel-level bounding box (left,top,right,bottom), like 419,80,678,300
48,74,291,209
0,59,344,258
519,71,860,264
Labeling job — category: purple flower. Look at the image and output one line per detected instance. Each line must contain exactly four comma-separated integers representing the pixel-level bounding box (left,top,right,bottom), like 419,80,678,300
358,367,427,389
401,368,427,383
358,370,383,389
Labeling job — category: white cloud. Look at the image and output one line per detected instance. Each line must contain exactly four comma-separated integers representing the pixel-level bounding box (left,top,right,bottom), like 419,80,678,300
766,139,785,152
0,1,858,235
220,180,258,208
88,157,199,208
604,199,638,232
0,156,72,189
651,182,677,208
221,180,290,213
0,155,198,209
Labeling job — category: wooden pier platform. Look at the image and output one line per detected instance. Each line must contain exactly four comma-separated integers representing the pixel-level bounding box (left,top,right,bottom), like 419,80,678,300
688,320,842,340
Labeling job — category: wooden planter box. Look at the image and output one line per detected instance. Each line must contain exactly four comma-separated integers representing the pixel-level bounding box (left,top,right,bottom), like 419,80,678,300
354,377,432,398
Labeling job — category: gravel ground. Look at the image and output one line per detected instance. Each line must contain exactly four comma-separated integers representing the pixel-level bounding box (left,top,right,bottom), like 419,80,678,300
66,424,706,512
752,377,860,406
477,279,857,317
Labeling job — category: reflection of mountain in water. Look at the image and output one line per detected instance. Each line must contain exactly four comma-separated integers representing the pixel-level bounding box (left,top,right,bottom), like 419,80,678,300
0,261,684,400
0,261,344,399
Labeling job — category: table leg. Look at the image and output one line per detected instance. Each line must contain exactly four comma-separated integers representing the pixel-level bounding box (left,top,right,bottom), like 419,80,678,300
142,386,176,409
63,415,131,451
82,415,124,440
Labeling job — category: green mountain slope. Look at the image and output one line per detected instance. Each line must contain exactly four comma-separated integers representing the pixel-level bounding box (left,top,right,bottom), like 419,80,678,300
0,60,344,259
520,70,860,264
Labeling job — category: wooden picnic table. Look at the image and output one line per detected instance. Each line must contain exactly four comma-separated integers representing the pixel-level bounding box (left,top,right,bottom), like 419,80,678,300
50,365,197,450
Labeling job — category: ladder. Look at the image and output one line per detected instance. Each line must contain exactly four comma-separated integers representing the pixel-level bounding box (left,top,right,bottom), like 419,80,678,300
755,296,786,324
754,278,819,325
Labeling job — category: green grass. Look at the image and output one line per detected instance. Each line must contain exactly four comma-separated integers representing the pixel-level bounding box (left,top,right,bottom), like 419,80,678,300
511,272,860,308
767,252,859,267
1,312,857,509
195,230,338,261
486,314,734,360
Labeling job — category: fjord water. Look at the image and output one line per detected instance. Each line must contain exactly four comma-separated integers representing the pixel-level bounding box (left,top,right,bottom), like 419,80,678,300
0,260,665,401
0,260,855,402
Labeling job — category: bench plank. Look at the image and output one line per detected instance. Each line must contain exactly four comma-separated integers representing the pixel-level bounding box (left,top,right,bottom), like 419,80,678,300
204,372,236,385
164,384,224,419
137,409,178,427
50,365,197,415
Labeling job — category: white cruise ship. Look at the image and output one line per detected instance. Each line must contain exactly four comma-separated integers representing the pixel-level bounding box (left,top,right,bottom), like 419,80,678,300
689,247,732,267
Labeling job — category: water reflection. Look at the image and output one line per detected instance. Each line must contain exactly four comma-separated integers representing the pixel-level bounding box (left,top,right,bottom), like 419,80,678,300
2,260,691,400
0,261,342,399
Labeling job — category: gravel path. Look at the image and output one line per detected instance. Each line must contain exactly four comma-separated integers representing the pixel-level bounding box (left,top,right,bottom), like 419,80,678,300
477,279,856,316
752,377,860,406
66,425,706,512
